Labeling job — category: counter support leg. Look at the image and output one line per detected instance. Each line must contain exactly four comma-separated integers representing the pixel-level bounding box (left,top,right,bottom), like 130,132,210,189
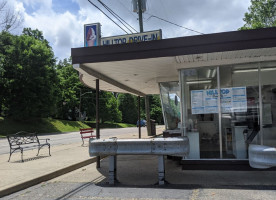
109,155,116,184
158,155,165,185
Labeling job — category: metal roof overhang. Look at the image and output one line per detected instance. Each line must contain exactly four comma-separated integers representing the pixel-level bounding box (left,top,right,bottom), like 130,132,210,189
71,27,276,96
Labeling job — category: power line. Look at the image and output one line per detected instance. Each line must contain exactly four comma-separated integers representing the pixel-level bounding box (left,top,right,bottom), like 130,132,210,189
87,0,129,34
98,0,138,33
145,14,204,35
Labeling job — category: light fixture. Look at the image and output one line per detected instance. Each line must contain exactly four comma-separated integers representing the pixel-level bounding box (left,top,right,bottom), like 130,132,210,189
211,69,216,77
233,67,276,73
207,69,211,78
186,80,212,84
207,69,216,77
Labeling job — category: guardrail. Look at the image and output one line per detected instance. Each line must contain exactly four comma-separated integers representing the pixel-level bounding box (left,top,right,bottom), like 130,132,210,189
249,144,276,169
89,137,189,185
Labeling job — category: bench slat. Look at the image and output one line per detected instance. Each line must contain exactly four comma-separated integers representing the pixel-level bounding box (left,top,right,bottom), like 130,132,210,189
80,128,94,131
80,131,94,134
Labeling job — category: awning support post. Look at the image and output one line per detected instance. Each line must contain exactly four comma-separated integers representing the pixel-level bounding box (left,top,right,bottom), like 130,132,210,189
145,95,152,136
138,96,141,138
96,79,100,168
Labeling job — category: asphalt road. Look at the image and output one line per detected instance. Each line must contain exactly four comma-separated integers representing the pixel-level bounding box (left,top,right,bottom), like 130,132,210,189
0,127,148,155
3,155,276,200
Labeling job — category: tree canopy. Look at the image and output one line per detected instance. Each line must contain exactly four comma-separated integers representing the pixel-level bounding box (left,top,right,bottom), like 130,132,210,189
118,93,137,124
241,0,276,30
0,29,58,119
0,27,163,124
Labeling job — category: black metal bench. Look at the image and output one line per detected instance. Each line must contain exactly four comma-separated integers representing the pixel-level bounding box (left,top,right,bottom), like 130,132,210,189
7,131,51,162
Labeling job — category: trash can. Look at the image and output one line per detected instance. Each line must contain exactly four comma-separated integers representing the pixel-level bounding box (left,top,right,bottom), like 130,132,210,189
150,119,156,136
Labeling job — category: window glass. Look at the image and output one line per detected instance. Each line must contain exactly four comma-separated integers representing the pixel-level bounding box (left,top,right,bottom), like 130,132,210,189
261,62,276,147
181,67,220,159
160,82,181,130
220,63,260,159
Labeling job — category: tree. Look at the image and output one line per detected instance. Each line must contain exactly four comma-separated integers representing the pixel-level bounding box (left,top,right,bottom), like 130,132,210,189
0,31,13,115
149,95,164,124
100,91,122,123
0,0,22,31
118,93,138,124
240,0,276,30
56,58,83,120
1,29,58,120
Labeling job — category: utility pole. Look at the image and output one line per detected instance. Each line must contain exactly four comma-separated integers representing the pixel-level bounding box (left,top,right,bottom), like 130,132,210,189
138,0,143,32
136,0,152,136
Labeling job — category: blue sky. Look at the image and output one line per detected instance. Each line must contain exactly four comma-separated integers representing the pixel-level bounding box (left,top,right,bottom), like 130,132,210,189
10,0,251,61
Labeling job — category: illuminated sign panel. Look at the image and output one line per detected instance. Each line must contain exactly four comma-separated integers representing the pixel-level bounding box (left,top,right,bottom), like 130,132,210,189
84,23,101,47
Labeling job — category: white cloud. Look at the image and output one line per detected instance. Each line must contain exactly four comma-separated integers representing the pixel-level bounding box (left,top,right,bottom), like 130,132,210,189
8,0,251,61
21,0,52,10
11,0,83,60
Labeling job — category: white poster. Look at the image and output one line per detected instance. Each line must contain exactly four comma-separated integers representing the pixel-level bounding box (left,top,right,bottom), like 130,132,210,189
220,88,233,113
232,87,247,112
191,90,204,114
204,89,218,113
191,87,247,114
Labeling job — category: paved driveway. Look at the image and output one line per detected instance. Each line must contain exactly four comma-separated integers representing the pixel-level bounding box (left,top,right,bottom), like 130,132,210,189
3,155,276,200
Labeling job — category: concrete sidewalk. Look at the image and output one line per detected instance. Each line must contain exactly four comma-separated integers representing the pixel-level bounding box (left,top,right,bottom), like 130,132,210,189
0,126,165,197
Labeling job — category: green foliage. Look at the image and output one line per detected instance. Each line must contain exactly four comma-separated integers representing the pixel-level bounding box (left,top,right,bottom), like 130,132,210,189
0,28,163,126
150,95,164,124
56,58,83,120
22,28,45,41
100,91,122,123
0,29,58,119
240,0,276,30
118,93,138,124
0,31,14,115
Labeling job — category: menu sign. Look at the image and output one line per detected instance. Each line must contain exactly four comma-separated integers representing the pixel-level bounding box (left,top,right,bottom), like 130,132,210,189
191,87,247,114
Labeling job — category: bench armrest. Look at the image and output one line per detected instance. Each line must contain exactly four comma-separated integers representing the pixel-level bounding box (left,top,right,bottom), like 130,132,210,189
40,138,50,143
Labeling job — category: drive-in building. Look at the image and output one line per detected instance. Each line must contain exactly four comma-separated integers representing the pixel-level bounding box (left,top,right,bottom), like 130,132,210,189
72,27,276,167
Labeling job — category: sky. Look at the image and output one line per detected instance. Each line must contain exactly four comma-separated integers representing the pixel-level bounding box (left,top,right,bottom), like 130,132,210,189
9,0,251,61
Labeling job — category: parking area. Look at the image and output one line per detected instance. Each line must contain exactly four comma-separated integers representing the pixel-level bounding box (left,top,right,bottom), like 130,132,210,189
3,155,276,200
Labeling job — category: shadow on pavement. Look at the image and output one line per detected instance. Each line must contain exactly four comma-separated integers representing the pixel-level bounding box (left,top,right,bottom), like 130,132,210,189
91,155,276,191
11,155,50,163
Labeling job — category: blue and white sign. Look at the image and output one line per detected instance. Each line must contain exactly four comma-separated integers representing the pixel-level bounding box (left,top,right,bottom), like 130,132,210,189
84,23,101,47
220,88,232,113
101,30,162,45
204,89,219,114
191,87,247,114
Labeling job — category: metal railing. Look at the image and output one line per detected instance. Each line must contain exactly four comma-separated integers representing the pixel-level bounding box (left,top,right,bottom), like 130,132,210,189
89,137,189,185
249,144,276,169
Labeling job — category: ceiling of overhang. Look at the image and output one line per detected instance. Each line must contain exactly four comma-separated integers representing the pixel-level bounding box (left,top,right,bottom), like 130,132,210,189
75,56,179,96
74,47,276,96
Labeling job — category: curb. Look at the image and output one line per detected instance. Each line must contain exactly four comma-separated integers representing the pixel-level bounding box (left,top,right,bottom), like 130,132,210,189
0,157,98,198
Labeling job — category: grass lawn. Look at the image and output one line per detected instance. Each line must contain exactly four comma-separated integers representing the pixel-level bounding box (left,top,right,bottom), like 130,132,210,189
0,117,135,137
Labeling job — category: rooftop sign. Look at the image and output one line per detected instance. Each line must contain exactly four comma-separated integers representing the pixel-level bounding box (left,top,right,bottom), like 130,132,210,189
101,30,162,46
84,23,101,47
